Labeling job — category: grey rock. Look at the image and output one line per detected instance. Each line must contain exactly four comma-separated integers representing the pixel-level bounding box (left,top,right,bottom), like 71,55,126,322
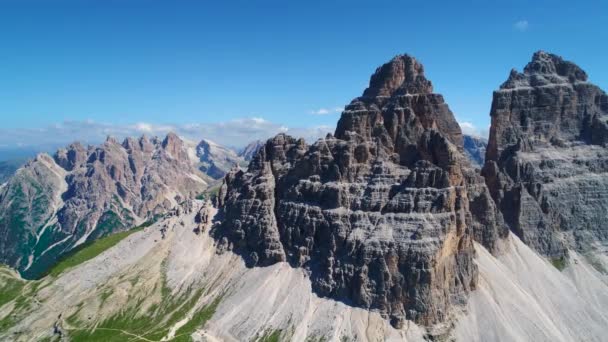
483,51,608,258
214,54,503,329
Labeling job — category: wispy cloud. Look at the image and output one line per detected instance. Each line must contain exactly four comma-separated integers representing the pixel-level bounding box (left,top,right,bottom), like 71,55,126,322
310,107,343,115
458,121,489,139
0,118,334,152
513,20,529,32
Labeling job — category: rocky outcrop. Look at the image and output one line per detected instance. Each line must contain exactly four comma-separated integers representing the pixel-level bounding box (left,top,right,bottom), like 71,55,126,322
0,133,207,278
463,135,487,167
483,51,608,259
215,55,504,329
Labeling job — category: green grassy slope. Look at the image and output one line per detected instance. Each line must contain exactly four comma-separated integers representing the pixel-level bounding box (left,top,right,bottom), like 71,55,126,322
43,221,153,278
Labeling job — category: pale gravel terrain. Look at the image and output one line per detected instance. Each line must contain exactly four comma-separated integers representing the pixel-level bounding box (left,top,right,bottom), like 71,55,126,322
454,235,608,342
3,201,608,341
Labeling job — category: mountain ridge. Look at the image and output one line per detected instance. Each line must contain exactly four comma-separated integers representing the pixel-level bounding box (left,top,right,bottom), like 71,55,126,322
0,51,607,342
0,133,209,278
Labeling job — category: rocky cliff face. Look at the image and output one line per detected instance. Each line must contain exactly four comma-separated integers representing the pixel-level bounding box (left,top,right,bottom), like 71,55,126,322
215,55,504,329
0,133,207,278
463,135,487,167
483,51,608,259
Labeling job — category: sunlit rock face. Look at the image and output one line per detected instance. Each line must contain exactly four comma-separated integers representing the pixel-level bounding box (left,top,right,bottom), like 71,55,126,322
0,133,207,278
215,55,504,330
483,51,608,259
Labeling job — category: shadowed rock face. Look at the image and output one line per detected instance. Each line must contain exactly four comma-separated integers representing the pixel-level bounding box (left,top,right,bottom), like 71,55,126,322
483,51,608,258
0,133,207,278
215,55,503,329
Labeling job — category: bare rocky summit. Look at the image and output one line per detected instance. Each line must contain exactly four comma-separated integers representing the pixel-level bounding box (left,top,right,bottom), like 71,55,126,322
483,51,608,259
0,133,207,278
214,55,504,330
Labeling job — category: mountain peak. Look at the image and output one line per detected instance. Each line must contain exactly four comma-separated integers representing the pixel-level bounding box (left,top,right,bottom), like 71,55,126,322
524,50,588,81
362,54,433,98
501,51,589,89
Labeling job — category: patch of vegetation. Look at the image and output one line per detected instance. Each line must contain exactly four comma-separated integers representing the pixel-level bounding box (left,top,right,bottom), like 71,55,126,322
21,224,72,280
550,256,567,271
67,258,217,342
100,288,114,304
257,329,282,342
206,183,222,198
305,337,327,342
172,296,222,341
43,223,146,278
0,267,25,308
86,210,128,242
0,266,36,332
67,288,208,341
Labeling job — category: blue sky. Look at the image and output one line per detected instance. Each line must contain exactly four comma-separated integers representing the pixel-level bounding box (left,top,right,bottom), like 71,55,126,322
0,0,607,149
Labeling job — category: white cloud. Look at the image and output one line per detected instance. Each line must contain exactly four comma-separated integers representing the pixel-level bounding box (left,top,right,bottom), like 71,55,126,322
133,122,154,133
310,107,343,115
458,121,489,139
514,20,529,32
0,118,334,152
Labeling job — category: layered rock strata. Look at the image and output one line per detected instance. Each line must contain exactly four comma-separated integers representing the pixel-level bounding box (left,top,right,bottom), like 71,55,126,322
215,55,503,328
483,51,608,259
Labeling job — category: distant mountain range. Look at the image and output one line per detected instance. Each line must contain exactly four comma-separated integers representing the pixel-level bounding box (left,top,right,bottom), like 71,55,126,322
0,134,266,279
1,51,607,342
0,158,27,184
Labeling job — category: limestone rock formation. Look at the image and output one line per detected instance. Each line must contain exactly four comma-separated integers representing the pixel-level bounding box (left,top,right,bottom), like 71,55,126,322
483,51,608,259
215,55,503,329
0,133,207,278
238,140,265,161
463,135,487,167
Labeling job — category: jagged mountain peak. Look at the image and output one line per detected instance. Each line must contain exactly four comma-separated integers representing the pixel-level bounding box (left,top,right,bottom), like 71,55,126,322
362,54,433,98
489,50,608,161
0,133,208,278
215,54,504,330
336,54,463,150
501,51,589,90
484,50,608,261
525,50,588,80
